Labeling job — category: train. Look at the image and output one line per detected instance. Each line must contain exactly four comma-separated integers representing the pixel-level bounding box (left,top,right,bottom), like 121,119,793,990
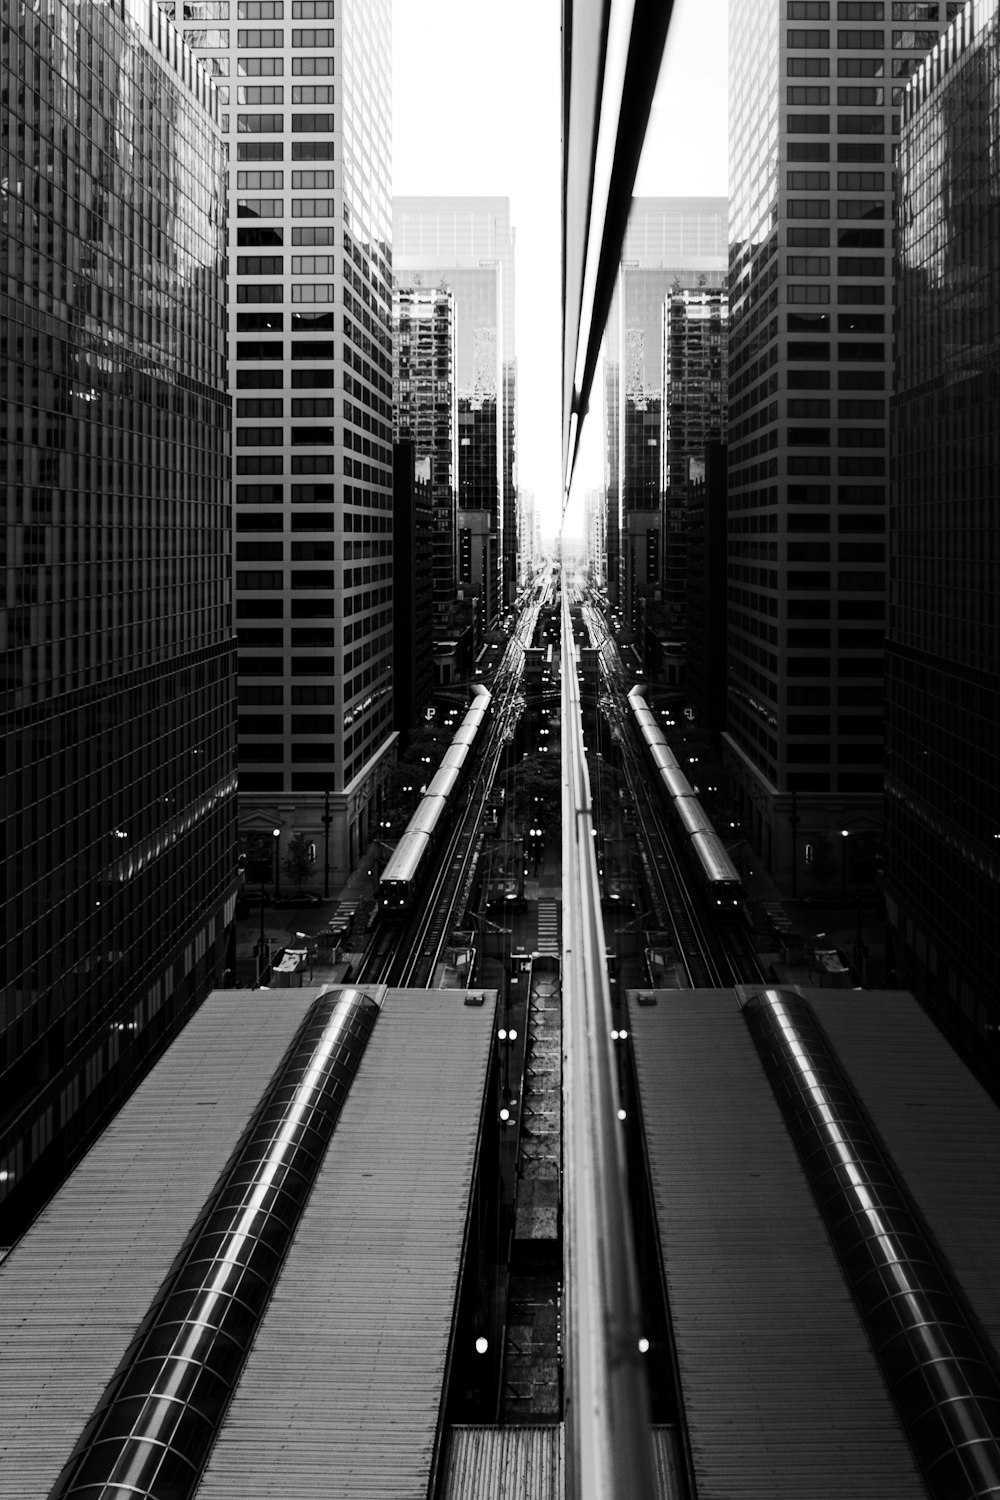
378,686,491,912
627,686,742,911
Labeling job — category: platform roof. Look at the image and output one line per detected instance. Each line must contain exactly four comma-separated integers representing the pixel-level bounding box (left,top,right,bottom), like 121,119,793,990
811,991,1000,1350
627,989,926,1500
0,989,315,1499
0,985,496,1500
195,987,495,1500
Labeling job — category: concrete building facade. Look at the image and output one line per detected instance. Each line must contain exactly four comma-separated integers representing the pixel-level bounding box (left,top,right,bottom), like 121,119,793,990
167,0,396,884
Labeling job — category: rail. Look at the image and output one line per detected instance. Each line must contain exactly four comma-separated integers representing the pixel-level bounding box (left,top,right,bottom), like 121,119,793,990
560,583,655,1499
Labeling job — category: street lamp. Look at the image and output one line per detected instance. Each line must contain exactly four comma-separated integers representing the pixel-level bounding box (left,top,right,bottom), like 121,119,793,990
840,828,849,900
272,826,281,899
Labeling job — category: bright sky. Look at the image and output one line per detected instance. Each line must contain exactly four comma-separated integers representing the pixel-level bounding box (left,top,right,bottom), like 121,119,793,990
392,0,729,537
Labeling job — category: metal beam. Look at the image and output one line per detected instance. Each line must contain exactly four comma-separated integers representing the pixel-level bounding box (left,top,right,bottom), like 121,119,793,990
561,0,675,500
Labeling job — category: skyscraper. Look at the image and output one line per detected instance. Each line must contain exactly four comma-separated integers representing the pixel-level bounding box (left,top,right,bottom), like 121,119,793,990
393,197,518,631
392,283,458,631
725,0,955,883
167,0,395,882
888,0,1000,1068
601,198,728,631
662,285,729,634
1,0,235,1231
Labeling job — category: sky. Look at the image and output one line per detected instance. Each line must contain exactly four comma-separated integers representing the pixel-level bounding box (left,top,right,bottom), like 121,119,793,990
391,0,729,537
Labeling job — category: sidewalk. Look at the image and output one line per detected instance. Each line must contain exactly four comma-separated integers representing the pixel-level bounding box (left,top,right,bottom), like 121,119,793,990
232,850,385,988
740,857,888,990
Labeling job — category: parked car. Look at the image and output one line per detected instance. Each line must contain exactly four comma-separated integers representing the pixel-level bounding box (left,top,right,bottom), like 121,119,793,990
271,892,324,909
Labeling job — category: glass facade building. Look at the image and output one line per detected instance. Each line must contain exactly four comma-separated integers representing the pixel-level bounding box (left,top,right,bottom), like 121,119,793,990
888,0,1000,1070
164,0,396,882
725,0,956,884
393,197,517,630
1,0,235,1231
601,198,728,631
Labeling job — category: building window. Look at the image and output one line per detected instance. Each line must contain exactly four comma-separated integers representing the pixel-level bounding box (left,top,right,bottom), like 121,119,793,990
237,283,283,302
237,27,283,43
292,113,335,131
237,198,283,217
291,142,335,159
292,198,336,216
184,27,229,44
237,256,284,275
292,27,334,43
292,85,334,103
837,28,885,44
238,0,283,15
237,55,283,74
236,142,284,161
237,85,284,104
236,312,284,331
787,28,831,43
237,398,284,417
292,55,334,73
787,86,831,103
291,224,336,243
237,225,283,245
290,283,335,303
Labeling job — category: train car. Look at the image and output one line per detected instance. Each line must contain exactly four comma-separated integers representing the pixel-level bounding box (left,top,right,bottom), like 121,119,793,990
486,836,526,907
689,831,742,910
628,685,742,911
378,686,492,913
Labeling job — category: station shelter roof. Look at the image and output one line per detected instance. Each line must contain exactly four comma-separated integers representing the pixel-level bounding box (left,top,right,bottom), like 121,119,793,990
0,984,496,1500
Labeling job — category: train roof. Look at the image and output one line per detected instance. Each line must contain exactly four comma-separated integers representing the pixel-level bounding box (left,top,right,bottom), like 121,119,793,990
689,830,741,885
379,828,432,887
424,765,461,802
407,793,449,841
672,793,715,839
648,741,679,775
439,744,469,773
660,764,696,800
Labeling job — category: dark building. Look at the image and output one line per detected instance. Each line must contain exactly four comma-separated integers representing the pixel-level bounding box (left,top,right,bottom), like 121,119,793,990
0,0,236,1233
601,198,728,632
662,286,729,637
725,0,956,886
888,0,1000,1075
393,198,518,629
685,441,729,736
392,441,435,734
393,284,458,630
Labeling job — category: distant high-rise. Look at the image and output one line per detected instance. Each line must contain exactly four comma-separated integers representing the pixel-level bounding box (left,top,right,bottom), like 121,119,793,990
1,0,235,1231
601,198,728,630
662,286,729,634
168,0,395,882
393,197,518,629
393,284,458,628
888,0,1000,1070
725,0,954,884
392,442,435,733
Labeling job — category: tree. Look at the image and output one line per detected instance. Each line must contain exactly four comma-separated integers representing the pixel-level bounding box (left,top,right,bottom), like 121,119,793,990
282,833,313,891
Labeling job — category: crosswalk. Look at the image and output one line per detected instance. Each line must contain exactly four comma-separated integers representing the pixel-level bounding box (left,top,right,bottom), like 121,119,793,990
536,898,560,957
